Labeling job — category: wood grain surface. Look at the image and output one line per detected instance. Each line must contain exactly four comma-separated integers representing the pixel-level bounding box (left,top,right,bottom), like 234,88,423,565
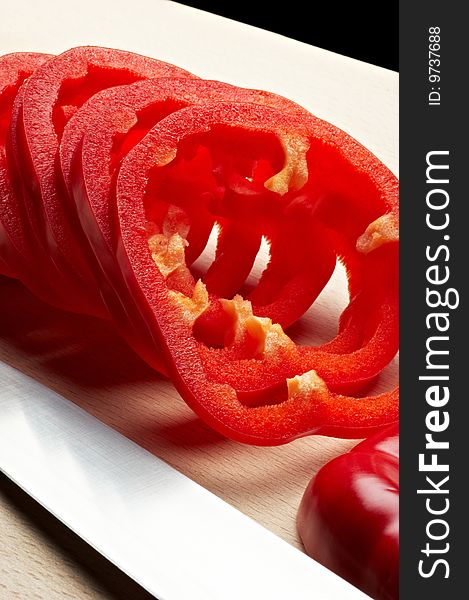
0,262,395,599
0,472,154,600
0,275,358,541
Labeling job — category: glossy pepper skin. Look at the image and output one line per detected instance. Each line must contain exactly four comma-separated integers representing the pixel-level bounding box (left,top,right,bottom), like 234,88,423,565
116,102,399,444
297,424,399,600
7,46,193,317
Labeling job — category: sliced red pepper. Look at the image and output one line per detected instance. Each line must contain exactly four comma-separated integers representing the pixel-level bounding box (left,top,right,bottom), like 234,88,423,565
1,53,398,444
0,52,52,280
59,77,334,370
114,102,398,444
297,424,399,600
7,46,194,317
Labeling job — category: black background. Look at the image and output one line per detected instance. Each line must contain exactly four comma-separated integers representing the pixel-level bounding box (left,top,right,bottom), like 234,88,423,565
175,1,398,71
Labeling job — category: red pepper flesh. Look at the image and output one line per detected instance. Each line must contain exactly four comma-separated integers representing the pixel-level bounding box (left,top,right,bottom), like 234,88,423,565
0,52,52,280
7,46,194,317
115,102,399,443
1,50,399,445
59,77,334,370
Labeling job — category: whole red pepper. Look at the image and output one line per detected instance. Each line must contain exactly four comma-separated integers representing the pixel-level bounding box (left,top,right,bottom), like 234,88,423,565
297,424,399,600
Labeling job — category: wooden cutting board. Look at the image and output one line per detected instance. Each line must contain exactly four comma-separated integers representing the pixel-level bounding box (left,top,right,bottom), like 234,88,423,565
0,1,398,598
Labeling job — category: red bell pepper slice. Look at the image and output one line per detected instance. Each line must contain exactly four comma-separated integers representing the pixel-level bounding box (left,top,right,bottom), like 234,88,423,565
59,77,335,371
297,424,399,600
1,51,398,444
115,102,398,443
0,52,52,280
7,46,194,317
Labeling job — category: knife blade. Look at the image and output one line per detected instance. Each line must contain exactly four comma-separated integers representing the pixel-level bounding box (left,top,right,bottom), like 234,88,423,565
0,361,368,599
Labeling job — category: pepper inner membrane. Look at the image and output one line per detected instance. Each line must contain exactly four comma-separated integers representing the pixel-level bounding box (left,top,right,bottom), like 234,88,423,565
142,126,338,348
145,126,283,281
141,126,397,408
